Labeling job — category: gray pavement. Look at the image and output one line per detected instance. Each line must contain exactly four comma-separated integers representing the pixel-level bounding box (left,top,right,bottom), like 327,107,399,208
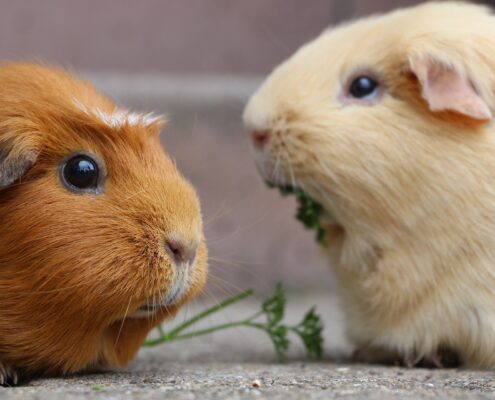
2,293,495,399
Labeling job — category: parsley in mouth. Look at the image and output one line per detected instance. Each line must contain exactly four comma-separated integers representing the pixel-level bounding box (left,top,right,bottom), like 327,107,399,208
269,183,326,244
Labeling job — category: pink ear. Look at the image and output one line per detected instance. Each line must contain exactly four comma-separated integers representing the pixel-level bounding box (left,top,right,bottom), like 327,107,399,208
409,59,492,121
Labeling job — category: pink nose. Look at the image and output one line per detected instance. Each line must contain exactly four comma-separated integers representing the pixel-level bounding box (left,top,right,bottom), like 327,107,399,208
250,130,270,150
165,238,197,267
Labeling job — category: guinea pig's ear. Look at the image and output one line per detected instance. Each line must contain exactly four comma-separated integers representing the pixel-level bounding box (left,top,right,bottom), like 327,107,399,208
0,136,38,189
407,58,493,122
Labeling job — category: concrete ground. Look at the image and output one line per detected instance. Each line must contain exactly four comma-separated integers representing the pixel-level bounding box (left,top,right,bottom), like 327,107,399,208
2,293,495,400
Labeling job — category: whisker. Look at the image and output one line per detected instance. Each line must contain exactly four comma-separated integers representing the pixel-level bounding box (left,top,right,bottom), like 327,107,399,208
203,200,232,227
114,295,133,346
205,274,248,297
122,188,148,202
286,153,298,189
209,255,265,269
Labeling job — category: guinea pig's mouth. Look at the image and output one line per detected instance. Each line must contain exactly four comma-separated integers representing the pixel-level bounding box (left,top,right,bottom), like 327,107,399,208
267,182,327,244
128,276,189,318
139,287,182,311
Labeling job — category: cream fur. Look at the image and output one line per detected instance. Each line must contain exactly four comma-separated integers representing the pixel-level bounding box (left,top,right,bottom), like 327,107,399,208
243,2,495,368
73,98,163,128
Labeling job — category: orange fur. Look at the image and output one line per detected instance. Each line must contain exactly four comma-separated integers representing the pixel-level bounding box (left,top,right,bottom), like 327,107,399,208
244,2,495,368
0,63,207,382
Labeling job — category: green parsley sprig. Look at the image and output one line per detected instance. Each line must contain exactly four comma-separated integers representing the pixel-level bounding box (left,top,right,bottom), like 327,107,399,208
272,184,326,244
143,284,323,361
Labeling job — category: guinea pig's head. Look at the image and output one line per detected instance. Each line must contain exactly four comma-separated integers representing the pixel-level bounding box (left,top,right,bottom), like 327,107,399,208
244,2,495,234
0,63,207,377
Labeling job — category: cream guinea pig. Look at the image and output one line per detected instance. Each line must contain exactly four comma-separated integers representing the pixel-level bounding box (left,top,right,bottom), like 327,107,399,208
0,63,207,385
244,2,495,368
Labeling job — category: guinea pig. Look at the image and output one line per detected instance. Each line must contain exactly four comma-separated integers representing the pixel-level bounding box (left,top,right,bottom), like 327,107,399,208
243,2,495,368
0,63,207,385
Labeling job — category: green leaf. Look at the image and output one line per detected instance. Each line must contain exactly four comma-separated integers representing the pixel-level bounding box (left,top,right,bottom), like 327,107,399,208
268,324,290,361
91,384,103,392
292,307,324,359
262,282,285,327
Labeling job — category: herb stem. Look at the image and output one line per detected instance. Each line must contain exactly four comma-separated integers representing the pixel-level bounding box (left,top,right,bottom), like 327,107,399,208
142,289,254,346
143,320,266,346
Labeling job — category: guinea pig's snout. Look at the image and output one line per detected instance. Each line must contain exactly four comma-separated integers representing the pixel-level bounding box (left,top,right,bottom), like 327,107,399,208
164,237,198,267
250,129,270,150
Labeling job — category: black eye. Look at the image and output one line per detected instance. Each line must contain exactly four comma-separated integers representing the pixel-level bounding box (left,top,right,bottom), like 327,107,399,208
349,76,379,98
61,154,100,192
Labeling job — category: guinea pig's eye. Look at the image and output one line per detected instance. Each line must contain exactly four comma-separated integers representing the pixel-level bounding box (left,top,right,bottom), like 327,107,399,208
61,154,101,193
349,76,379,99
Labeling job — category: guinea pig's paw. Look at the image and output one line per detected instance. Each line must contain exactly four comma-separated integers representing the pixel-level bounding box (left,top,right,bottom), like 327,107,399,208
402,347,460,369
0,362,18,386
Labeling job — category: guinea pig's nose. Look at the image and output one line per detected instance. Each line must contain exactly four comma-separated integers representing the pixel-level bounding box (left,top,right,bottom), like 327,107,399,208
250,129,270,150
165,238,197,267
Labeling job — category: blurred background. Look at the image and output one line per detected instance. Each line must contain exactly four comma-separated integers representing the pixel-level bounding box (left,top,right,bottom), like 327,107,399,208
1,0,493,296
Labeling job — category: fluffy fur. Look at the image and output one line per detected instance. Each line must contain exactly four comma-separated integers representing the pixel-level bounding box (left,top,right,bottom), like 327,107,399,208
0,63,207,383
243,2,495,368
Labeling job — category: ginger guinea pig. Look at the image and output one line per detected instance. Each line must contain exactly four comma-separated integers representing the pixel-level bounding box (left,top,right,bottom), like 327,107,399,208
0,63,207,385
244,2,495,368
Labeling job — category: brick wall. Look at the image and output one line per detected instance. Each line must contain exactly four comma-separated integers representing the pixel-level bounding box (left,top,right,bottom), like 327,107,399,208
0,0,433,74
